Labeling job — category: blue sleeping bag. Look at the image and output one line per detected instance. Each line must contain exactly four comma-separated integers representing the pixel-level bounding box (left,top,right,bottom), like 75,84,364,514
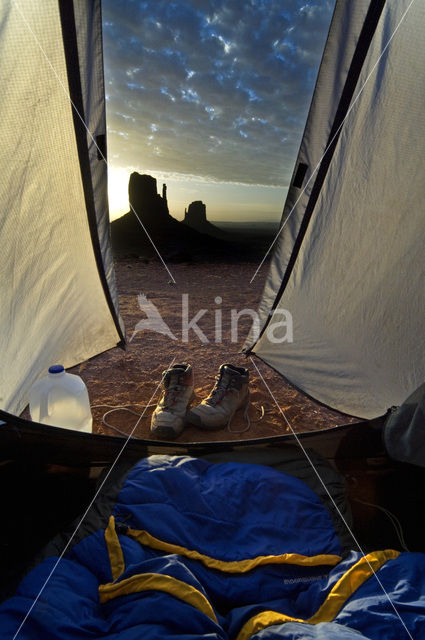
1,455,424,639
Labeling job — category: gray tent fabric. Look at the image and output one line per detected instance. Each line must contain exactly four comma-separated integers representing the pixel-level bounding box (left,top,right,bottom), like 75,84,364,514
0,0,123,415
245,1,374,345
384,384,425,468
245,0,425,419
61,0,123,332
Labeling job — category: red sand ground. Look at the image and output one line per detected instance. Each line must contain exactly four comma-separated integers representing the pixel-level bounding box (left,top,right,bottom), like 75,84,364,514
72,258,356,442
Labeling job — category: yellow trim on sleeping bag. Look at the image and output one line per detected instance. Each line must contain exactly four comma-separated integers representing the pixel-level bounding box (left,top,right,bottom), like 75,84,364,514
105,516,125,581
125,526,342,573
235,549,400,640
99,572,218,624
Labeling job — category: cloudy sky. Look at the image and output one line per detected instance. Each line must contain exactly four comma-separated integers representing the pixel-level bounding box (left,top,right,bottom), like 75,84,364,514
102,0,335,221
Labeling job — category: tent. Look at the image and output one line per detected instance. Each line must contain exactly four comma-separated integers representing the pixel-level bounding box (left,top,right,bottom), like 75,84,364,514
1,0,425,636
0,0,124,418
244,0,425,420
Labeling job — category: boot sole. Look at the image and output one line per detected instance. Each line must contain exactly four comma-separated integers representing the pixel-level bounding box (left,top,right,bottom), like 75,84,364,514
150,425,183,440
186,409,228,431
186,391,250,431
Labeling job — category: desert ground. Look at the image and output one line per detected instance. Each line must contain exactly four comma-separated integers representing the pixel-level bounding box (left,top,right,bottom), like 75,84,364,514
70,257,356,442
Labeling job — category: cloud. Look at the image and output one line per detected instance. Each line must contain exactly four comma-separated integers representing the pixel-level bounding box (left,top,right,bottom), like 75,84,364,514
103,0,335,187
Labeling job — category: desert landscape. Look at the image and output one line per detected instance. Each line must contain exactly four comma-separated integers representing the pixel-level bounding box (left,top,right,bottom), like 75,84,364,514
62,173,356,442
19,173,356,442
72,256,356,443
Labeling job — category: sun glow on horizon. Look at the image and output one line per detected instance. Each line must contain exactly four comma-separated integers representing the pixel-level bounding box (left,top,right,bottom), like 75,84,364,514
107,165,286,224
108,167,131,221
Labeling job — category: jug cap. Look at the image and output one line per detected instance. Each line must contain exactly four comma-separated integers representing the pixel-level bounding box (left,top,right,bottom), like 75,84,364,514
49,364,65,374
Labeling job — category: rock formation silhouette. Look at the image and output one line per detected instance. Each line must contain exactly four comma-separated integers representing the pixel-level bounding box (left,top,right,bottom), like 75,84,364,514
110,172,267,262
128,173,171,229
111,172,228,261
185,201,207,226
183,201,227,239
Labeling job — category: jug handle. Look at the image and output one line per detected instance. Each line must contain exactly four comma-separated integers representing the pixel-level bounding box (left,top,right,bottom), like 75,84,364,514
39,388,51,423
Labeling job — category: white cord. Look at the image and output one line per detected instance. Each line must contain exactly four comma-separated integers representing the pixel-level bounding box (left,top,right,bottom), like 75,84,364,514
353,498,410,552
227,392,266,434
91,403,157,437
92,393,267,438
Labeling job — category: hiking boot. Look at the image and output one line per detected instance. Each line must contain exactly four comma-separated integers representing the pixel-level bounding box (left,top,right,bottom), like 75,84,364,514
151,363,194,439
186,364,249,431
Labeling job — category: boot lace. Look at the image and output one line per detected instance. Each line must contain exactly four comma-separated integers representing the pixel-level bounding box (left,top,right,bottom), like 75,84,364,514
205,372,252,433
160,381,182,410
205,374,234,406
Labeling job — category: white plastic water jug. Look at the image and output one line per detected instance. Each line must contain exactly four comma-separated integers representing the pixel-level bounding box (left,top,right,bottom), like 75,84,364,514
29,365,93,432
